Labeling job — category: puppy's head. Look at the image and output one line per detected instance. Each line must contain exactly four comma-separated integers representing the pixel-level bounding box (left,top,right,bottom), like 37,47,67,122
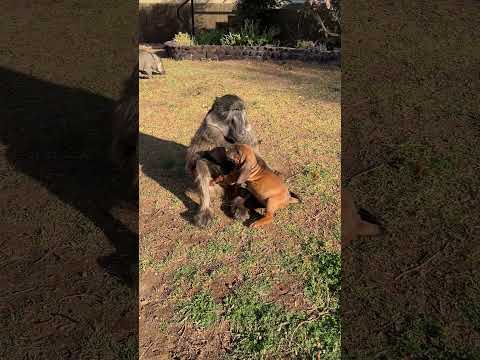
225,144,256,184
225,144,255,164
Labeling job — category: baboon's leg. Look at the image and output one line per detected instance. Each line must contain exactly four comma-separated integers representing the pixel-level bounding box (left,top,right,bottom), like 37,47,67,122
193,159,214,227
229,185,253,221
139,70,152,79
231,194,250,221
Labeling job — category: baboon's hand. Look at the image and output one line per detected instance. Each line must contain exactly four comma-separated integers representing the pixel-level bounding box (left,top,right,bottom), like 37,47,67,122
211,175,224,185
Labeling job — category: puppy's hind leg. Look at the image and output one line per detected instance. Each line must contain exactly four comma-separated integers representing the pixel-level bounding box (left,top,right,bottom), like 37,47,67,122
250,197,284,228
193,159,214,227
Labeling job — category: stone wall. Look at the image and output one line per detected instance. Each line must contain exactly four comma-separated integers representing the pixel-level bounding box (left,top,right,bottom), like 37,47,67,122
164,42,341,64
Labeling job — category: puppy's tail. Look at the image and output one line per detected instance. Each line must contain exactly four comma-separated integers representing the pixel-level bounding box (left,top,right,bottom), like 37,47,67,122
358,207,384,235
289,191,302,204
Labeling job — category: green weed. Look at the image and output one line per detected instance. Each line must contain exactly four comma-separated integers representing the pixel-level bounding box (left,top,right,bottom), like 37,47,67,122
224,281,340,358
176,291,220,328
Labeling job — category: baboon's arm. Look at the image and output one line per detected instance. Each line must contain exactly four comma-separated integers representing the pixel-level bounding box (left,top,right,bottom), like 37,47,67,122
211,171,239,186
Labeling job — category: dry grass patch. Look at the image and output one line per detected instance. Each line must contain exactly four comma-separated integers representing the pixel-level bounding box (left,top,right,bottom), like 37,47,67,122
140,59,340,359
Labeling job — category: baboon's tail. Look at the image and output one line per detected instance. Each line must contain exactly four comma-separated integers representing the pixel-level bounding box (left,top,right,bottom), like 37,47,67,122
289,191,302,204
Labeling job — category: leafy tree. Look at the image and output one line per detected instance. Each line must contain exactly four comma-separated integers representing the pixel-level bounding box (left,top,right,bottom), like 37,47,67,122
235,0,290,26
304,0,341,38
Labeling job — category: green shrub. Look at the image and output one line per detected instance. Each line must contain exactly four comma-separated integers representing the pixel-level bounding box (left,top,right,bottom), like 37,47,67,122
173,32,194,46
175,292,219,328
195,29,226,45
240,19,277,46
220,32,243,46
296,40,316,49
220,20,280,46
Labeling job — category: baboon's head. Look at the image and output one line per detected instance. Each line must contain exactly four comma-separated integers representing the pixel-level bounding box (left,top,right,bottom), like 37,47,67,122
212,95,250,142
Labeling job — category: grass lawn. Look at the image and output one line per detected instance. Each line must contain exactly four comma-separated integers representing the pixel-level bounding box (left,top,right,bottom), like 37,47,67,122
139,59,341,359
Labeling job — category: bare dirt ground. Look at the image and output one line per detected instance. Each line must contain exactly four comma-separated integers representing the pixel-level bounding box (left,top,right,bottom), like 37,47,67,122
1,2,138,358
139,59,341,359
342,2,480,358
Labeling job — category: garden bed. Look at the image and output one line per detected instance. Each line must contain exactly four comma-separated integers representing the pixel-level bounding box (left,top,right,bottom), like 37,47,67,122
164,41,341,64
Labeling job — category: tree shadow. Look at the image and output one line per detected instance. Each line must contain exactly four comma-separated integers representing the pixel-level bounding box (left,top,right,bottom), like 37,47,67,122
0,67,138,287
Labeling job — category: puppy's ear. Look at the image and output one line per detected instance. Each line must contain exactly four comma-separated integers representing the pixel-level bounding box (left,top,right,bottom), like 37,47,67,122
236,161,252,184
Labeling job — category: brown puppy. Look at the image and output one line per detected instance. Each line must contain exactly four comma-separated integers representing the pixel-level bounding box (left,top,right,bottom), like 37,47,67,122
213,144,299,228
342,188,382,246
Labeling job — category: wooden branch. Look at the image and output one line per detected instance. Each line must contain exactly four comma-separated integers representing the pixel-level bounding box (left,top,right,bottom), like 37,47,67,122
344,163,386,186
394,242,448,281
312,12,340,37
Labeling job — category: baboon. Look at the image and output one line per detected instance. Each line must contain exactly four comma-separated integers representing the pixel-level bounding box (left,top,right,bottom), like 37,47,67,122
110,64,139,189
139,48,165,79
186,95,259,227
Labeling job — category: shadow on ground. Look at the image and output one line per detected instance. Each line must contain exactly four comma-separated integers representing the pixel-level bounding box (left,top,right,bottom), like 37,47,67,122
139,132,197,222
0,67,138,286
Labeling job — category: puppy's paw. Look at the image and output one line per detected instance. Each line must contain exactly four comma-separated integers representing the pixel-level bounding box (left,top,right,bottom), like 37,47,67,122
194,209,214,227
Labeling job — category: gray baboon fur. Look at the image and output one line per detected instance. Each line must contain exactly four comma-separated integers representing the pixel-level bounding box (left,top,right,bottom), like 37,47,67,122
186,95,259,227
139,48,165,79
110,64,139,189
